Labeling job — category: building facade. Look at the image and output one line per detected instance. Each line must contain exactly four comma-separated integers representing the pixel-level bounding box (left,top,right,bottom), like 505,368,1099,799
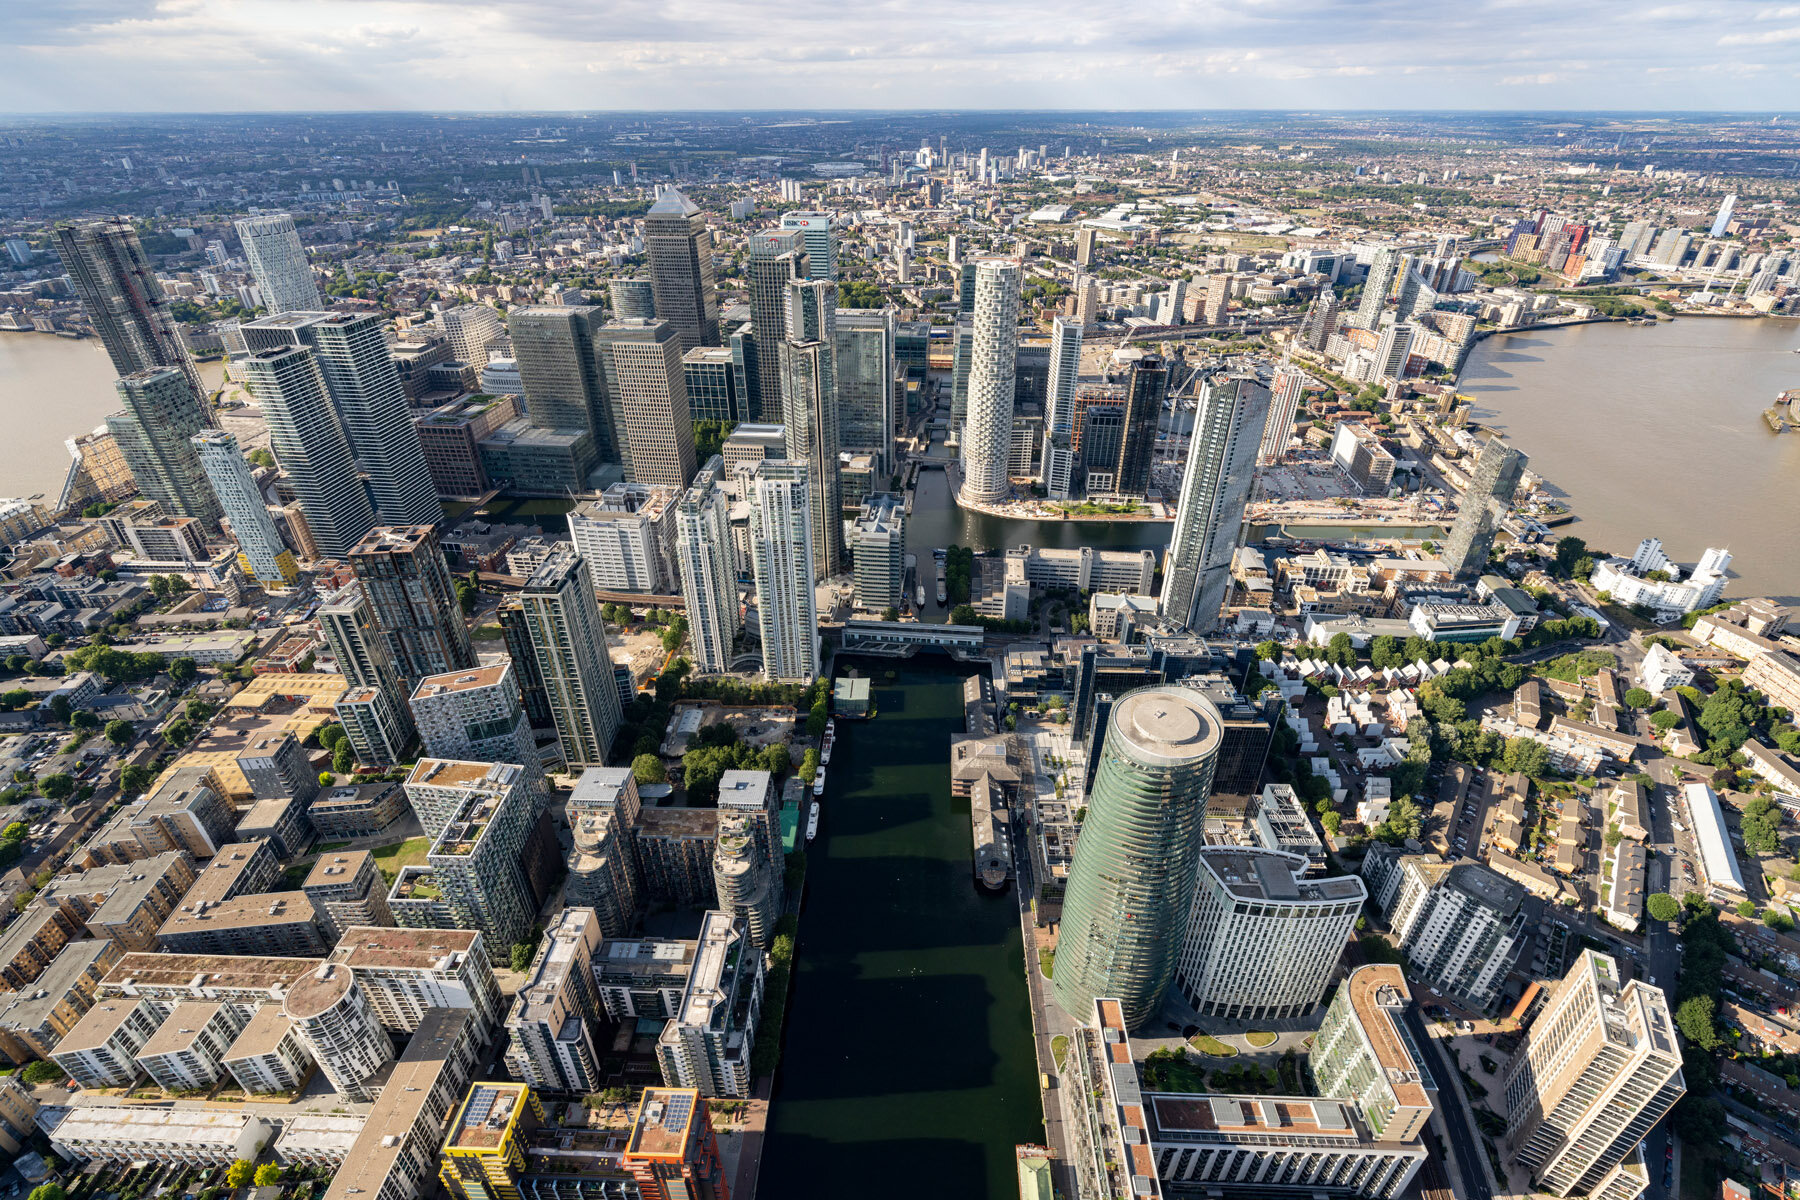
1160,373,1268,633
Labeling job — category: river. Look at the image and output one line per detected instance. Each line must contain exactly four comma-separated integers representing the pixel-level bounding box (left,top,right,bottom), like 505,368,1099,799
760,661,1042,1200
0,333,124,504
1460,317,1800,603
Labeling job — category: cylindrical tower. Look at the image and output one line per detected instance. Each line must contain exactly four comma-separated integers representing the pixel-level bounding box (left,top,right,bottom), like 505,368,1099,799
713,813,776,950
282,961,394,1101
1053,685,1222,1032
957,259,1021,505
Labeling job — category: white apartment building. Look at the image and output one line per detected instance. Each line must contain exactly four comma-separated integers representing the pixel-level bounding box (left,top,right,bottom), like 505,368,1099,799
569,483,680,594
408,662,543,787
1361,848,1526,1012
655,911,764,1099
958,259,1022,505
1637,642,1694,694
439,304,505,368
1591,539,1731,617
750,460,819,682
221,1006,314,1095
327,925,504,1039
234,213,322,316
53,998,163,1087
134,1001,248,1091
1176,848,1365,1021
49,1107,273,1167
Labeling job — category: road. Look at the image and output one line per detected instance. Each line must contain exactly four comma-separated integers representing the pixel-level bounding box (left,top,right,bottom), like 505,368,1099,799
1402,1007,1493,1200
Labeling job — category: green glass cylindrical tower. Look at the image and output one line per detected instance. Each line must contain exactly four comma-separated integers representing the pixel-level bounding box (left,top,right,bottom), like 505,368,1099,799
1053,685,1222,1032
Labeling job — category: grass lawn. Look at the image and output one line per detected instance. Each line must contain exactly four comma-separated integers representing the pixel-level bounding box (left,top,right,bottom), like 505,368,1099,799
1051,1035,1069,1070
472,624,506,641
315,841,351,853
1190,1034,1238,1058
1245,1031,1278,1048
1038,947,1055,979
1143,1048,1209,1093
372,836,432,883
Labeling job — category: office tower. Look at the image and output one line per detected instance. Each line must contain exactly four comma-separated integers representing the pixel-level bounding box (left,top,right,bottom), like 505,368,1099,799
748,461,820,683
655,912,763,1098
1159,373,1268,633
778,211,837,281
713,813,778,950
233,213,322,315
1054,685,1223,1031
778,280,843,579
1504,951,1685,1198
1311,964,1437,1146
1175,847,1365,1021
728,324,763,420
957,260,978,314
1201,274,1229,324
109,368,222,527
610,278,657,320
281,963,395,1101
1442,437,1528,577
410,662,543,788
239,347,377,557
440,304,505,368
851,494,905,610
1112,349,1167,497
1258,364,1306,467
675,457,740,675
404,760,542,946
1361,848,1527,1012
1711,193,1738,239
1354,247,1402,329
958,259,1022,506
303,851,395,943
505,908,608,1094
241,311,439,527
518,546,624,769
683,346,743,424
569,483,679,594
643,188,721,352
1044,314,1081,444
349,525,476,689
1373,321,1416,383
191,429,297,586
949,317,974,438
834,308,895,474
594,319,698,488
55,218,205,404
1300,286,1340,351
319,581,415,764
495,597,553,728
623,1088,732,1200
746,230,809,426
507,305,615,466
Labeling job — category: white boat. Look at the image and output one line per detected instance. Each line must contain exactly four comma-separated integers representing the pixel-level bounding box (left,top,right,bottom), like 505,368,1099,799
813,767,827,797
806,801,820,842
821,722,836,765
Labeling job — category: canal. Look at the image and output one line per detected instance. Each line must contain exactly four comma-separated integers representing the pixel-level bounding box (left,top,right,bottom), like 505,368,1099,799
759,661,1042,1199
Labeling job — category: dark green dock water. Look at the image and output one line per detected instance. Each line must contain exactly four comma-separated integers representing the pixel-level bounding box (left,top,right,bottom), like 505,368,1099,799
758,661,1042,1198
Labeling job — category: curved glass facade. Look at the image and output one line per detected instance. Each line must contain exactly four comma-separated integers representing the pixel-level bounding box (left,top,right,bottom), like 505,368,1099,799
1053,686,1222,1031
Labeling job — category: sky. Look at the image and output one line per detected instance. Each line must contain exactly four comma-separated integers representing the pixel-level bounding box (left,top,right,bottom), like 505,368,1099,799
4,0,1800,114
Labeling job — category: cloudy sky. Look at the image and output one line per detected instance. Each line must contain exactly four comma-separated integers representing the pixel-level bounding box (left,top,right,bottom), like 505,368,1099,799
5,0,1799,113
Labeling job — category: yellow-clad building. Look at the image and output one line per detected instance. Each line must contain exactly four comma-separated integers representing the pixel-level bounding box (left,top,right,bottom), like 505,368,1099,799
439,1082,543,1200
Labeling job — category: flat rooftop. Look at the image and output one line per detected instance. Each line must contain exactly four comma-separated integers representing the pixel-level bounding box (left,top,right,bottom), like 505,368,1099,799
449,1082,530,1149
136,1001,225,1059
103,951,322,996
1111,687,1223,765
1197,847,1365,904
304,850,375,891
49,1105,267,1144
328,926,480,971
1345,964,1431,1112
1150,1094,1365,1140
221,1003,297,1062
323,1009,472,1200
55,998,148,1056
412,664,511,700
408,758,517,792
626,1088,699,1160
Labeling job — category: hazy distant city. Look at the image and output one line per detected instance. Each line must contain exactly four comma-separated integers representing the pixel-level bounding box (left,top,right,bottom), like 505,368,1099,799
0,97,1797,1200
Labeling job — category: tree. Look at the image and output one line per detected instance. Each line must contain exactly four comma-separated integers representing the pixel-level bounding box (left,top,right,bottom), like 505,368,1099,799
316,723,345,751
1378,796,1423,843
1255,639,1281,661
1552,536,1588,578
253,1166,282,1187
631,754,667,785
1501,737,1551,779
226,1161,254,1190
1741,794,1783,854
319,771,335,786
69,708,97,730
120,763,156,795
1650,709,1680,731
1327,632,1355,668
1623,687,1654,710
800,748,821,782
162,718,194,747
510,941,537,972
185,697,215,722
47,694,72,724
1646,892,1679,924
167,657,196,685
331,743,354,776
1738,899,1759,919
880,607,899,622
806,701,828,738
20,1060,62,1084
27,1184,66,1200
38,773,74,802
1673,994,1720,1052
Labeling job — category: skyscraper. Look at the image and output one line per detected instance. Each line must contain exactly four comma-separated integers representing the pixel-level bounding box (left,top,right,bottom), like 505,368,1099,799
1353,248,1403,330
834,308,895,475
609,278,656,320
1503,950,1685,1198
778,211,837,281
349,525,476,689
1442,437,1528,577
949,317,974,439
745,231,809,427
1711,193,1738,239
1259,364,1307,467
233,213,323,315
594,319,697,488
319,581,416,765
1299,286,1340,351
654,912,763,1099
1159,373,1268,633
851,494,905,611
778,280,843,579
1111,349,1167,497
1053,685,1223,1032
749,461,819,683
192,429,298,586
1044,314,1082,443
506,305,615,468
643,189,721,352
674,457,740,675
239,346,376,558
55,218,206,405
713,812,778,950
1373,321,1416,383
411,759,543,946
439,304,505,369
518,545,624,769
410,662,544,789
958,259,1022,506
109,368,222,528
240,312,439,527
